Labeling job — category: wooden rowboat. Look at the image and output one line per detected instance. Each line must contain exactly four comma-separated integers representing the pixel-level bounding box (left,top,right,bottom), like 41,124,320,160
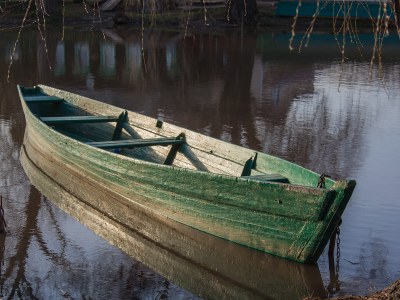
18,84,356,264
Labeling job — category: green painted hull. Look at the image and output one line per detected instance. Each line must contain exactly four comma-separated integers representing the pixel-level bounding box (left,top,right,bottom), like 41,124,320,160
18,84,356,264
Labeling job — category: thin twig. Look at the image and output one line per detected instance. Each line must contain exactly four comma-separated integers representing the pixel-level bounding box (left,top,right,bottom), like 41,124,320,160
7,0,33,82
141,0,147,73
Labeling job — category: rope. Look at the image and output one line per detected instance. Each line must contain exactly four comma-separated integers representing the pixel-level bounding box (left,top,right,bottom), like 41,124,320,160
317,173,331,188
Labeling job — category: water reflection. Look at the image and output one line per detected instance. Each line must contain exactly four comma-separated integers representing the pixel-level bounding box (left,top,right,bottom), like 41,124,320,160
73,42,90,75
2,186,45,299
1,27,400,298
99,42,116,77
125,42,142,80
54,41,65,76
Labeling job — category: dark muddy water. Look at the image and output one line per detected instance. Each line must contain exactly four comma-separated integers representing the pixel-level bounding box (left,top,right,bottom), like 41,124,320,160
1,27,400,299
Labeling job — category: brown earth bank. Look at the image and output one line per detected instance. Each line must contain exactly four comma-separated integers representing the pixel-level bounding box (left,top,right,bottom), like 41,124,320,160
305,279,400,300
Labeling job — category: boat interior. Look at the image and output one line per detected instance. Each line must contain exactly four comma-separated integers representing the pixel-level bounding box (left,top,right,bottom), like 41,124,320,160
20,85,332,188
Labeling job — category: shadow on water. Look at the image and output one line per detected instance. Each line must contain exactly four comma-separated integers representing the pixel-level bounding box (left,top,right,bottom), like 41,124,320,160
19,139,327,300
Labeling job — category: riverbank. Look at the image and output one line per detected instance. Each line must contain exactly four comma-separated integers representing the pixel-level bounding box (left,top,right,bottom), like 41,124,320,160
0,1,376,33
66,1,376,33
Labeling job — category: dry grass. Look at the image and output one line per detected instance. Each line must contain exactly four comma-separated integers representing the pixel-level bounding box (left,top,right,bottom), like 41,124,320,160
305,279,400,300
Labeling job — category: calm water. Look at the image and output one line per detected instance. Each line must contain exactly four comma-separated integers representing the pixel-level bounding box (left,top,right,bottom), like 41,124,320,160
1,27,400,299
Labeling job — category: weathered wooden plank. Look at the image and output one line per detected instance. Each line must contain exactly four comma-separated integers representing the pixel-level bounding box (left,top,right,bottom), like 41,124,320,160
24,95,64,104
41,115,119,125
121,124,245,176
87,137,185,149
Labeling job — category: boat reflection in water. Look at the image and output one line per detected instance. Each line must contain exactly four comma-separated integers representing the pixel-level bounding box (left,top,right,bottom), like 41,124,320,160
20,137,326,300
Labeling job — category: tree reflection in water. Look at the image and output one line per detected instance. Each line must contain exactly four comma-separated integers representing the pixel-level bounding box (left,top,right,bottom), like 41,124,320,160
1,187,49,300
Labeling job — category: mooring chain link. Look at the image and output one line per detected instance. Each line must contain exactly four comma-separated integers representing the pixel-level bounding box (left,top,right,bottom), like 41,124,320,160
336,226,341,276
327,222,342,296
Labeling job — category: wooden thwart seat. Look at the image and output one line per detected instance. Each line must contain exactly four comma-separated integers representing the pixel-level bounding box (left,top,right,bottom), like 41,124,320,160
86,136,185,149
242,174,290,184
25,95,64,104
87,133,186,165
41,115,119,125
241,153,289,183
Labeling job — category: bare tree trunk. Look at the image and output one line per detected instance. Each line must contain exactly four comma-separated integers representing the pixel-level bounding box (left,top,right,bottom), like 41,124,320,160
227,0,258,25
